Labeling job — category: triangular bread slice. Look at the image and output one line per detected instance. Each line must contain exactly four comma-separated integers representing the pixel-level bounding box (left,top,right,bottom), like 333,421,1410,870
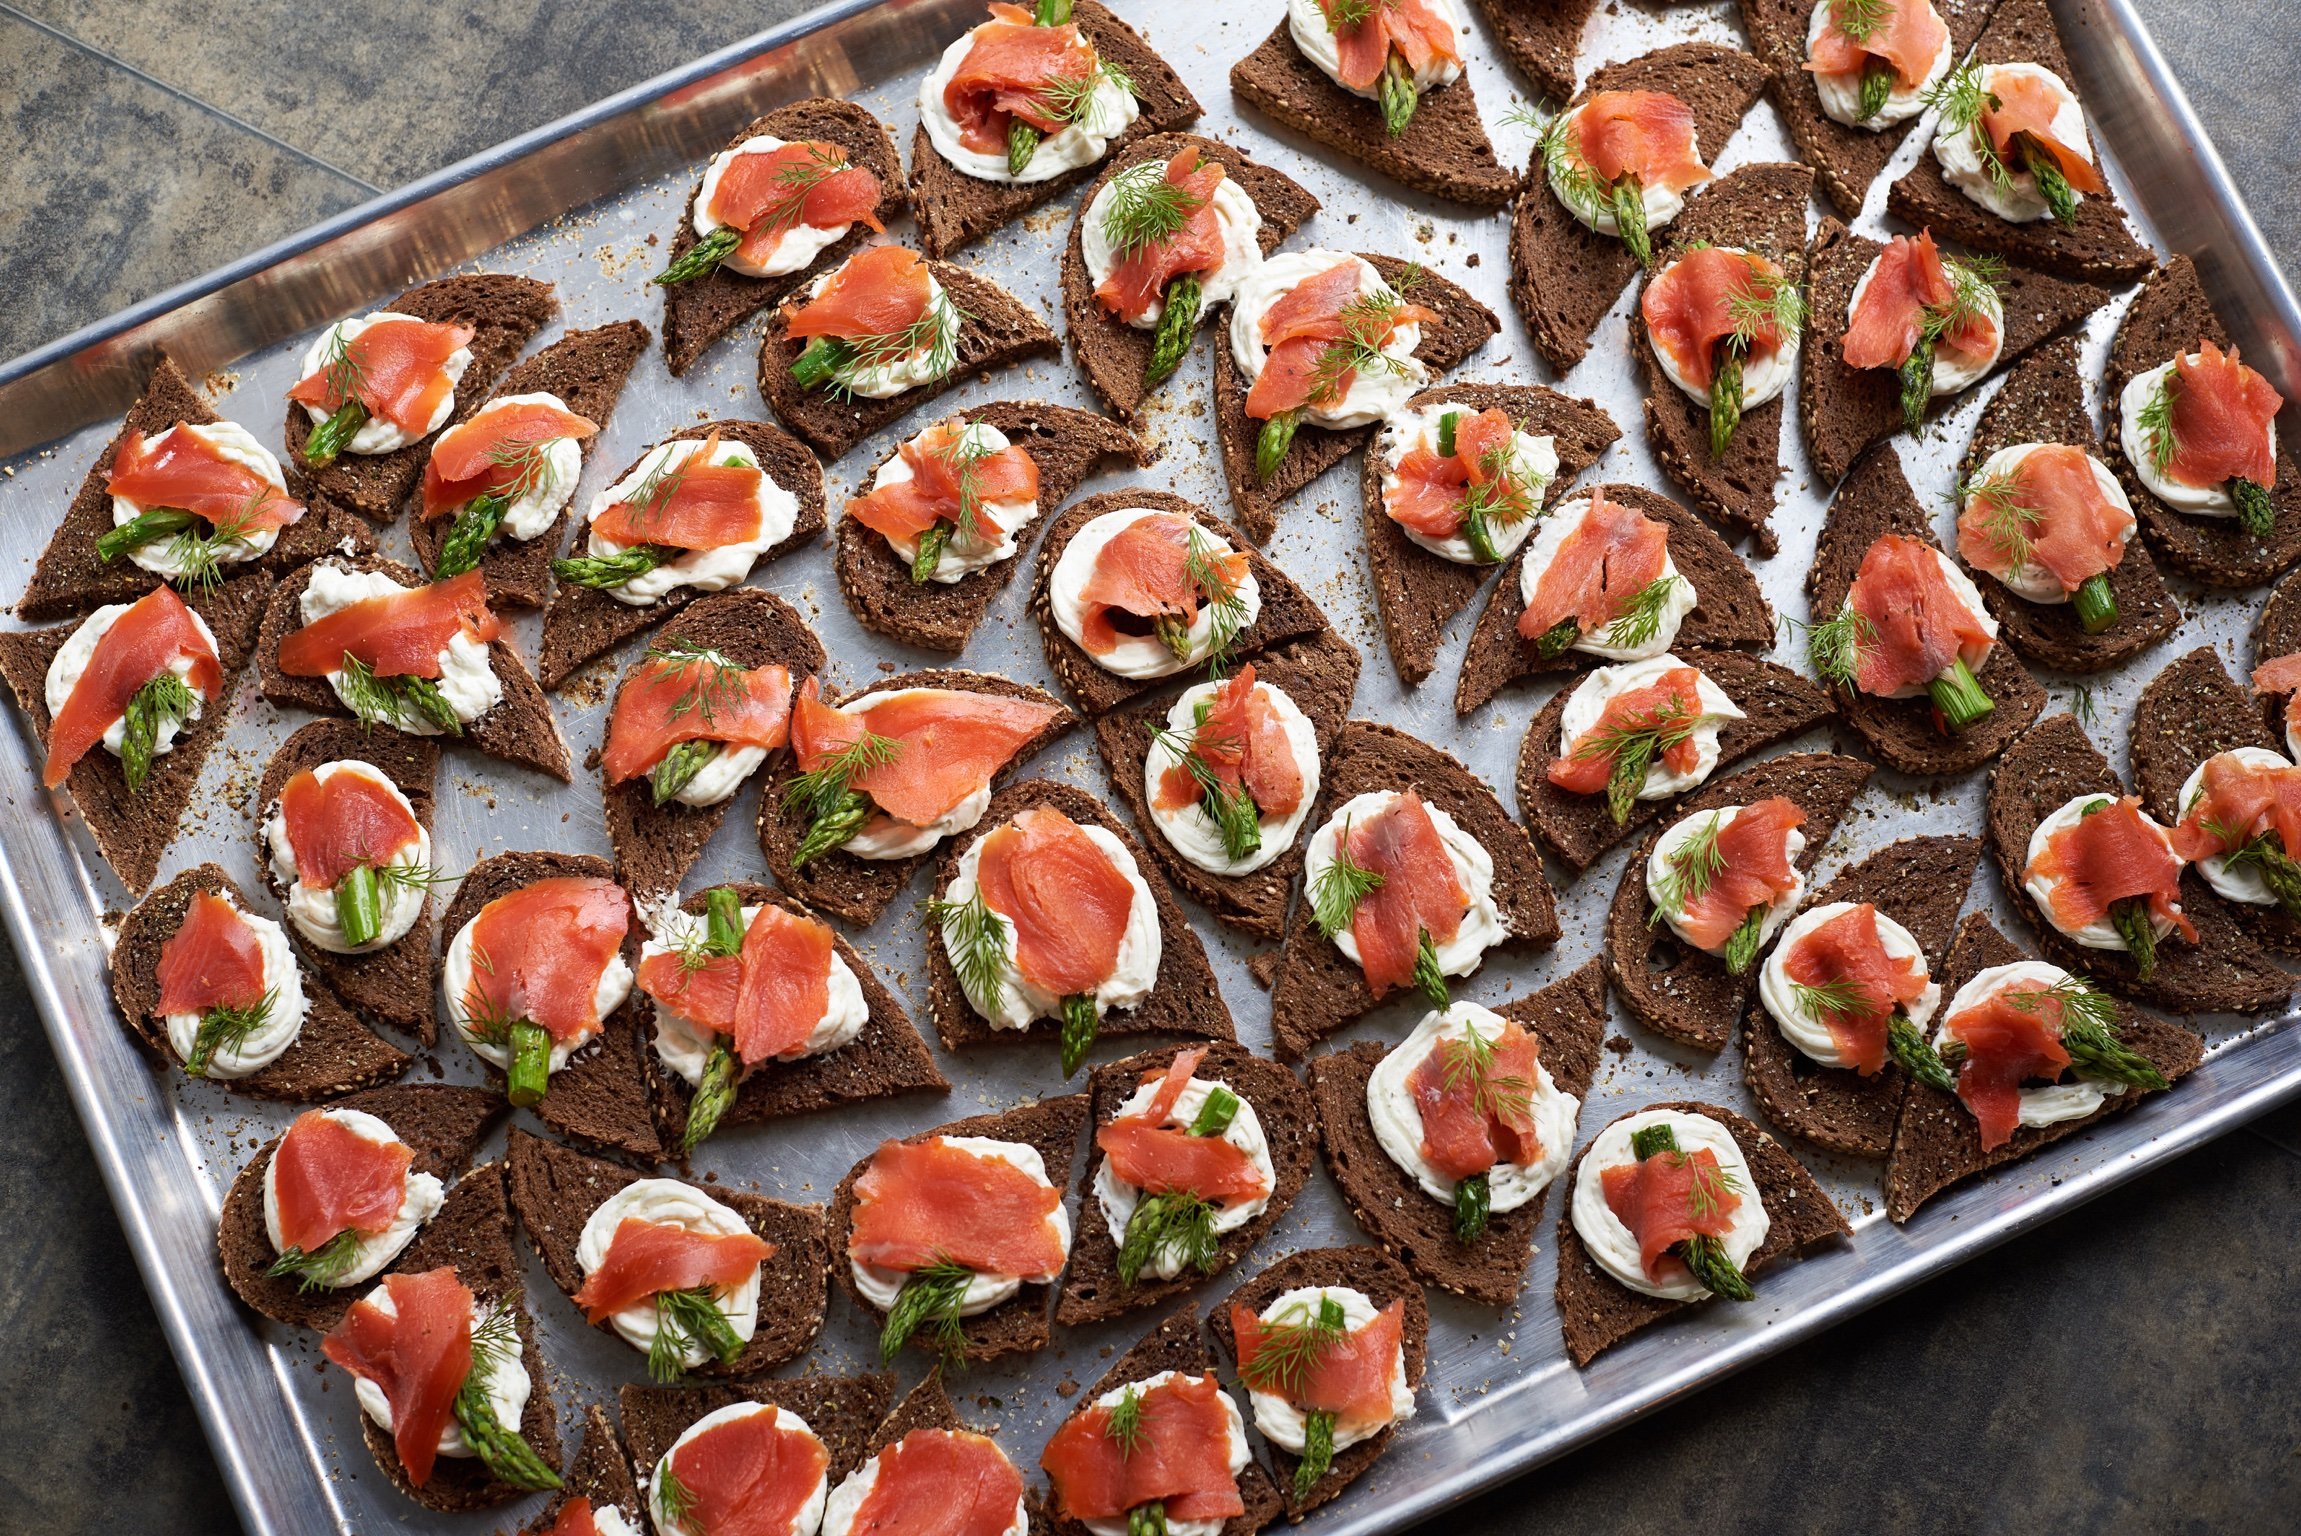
1739,835,1981,1156
1267,720,1561,1058
835,401,1150,654
1056,1042,1316,1327
217,1083,503,1328
1884,912,2203,1222
504,1128,827,1376
538,419,825,690
406,320,651,607
255,552,570,781
2255,568,2301,736
518,1404,645,1536
1362,382,1621,686
1308,958,1606,1307
1603,752,1875,1050
1454,482,1775,717
618,1374,892,1518
1091,628,1360,940
1806,445,2046,773
1956,336,2181,671
0,566,270,892
1470,0,1591,104
1510,43,1769,374
1554,1100,1849,1366
1984,711,2293,1014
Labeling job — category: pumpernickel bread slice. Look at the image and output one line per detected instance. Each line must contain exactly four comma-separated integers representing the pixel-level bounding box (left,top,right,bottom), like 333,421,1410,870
1471,0,1591,103
2255,570,2301,740
1603,752,1875,1051
518,1404,644,1536
865,1372,976,1448
1308,958,1607,1306
1267,720,1560,1058
617,1374,892,1506
1739,835,1982,1157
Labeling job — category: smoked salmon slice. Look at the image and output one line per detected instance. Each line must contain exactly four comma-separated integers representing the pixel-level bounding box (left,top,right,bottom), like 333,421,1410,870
599,655,795,785
275,568,501,682
1514,489,1671,646
943,3,1103,155
589,431,768,552
1840,231,1998,372
106,427,305,532
2253,654,2301,753
1345,792,1468,999
461,876,631,1045
1153,664,1304,819
1981,70,2109,195
1408,1017,1543,1177
635,945,742,1034
1094,148,1231,322
271,1109,414,1255
1670,797,1805,953
278,766,423,889
154,890,270,1017
850,1429,1026,1536
418,399,597,520
845,419,1041,546
321,1267,473,1489
289,318,476,436
2160,340,2284,492
1941,983,2075,1149
1230,1297,1405,1435
1245,261,1433,421
1805,0,1949,90
1384,407,1531,541
548,1498,606,1536
1573,91,1711,195
1641,247,1790,392
731,903,836,1064
1955,444,2133,591
1844,534,1993,698
1778,904,1930,1075
2171,751,2301,863
1546,665,1707,796
1096,1047,1271,1204
847,1135,1069,1278
1600,1145,1741,1283
1314,0,1459,91
783,244,935,344
1074,513,1247,655
571,1216,772,1322
43,585,222,788
1041,1373,1247,1524
663,1405,829,1536
788,678,1059,827
2029,795,2196,942
974,805,1135,999
706,140,885,270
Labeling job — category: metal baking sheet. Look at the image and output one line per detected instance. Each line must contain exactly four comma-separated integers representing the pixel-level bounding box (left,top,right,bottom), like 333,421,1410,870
2,0,2297,1532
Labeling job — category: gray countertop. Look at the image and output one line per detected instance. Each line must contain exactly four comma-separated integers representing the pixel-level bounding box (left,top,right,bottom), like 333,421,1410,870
3,1,2298,1531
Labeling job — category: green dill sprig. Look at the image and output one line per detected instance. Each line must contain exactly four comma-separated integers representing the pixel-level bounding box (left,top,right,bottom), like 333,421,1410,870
930,886,1012,1020
1148,720,1263,864
648,1286,746,1383
1568,695,1721,825
120,670,199,793
1116,1190,1219,1287
265,1226,363,1292
1239,1293,1347,1400
1648,811,1726,925
1627,1124,1752,1299
881,1258,972,1367
303,328,372,468
453,1300,561,1491
791,292,966,401
1100,159,1198,259
335,651,463,737
2004,975,2168,1089
783,729,900,867
655,1459,696,1531
184,988,276,1078
1788,605,1878,689
1593,574,1681,654
1309,819,1385,939
1105,1385,1146,1455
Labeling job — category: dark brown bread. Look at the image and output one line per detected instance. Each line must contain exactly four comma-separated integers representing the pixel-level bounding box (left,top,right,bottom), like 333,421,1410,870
2105,254,2301,588
405,320,651,607
617,1374,893,1495
1955,336,2182,671
1091,628,1360,939
1739,835,1982,1156
659,100,910,376
504,1128,826,1376
909,0,1203,259
866,1372,974,1449
1454,483,1776,716
1984,711,2293,1013
109,863,410,1099
1555,1100,1849,1366
2255,568,2301,740
1883,912,2204,1222
1509,44,1770,373
282,274,559,522
519,1404,645,1536
1362,382,1621,686
1309,958,1607,1306
1603,752,1875,1050
825,1093,1089,1363
1214,254,1499,545
538,420,825,690
0,566,270,892
1056,1042,1315,1326
1268,720,1560,1057
1062,134,1319,422
599,588,826,902
1516,650,1836,873
755,670,1073,926
1884,0,2155,282
217,1083,503,1329
255,552,570,781
1806,444,2046,773
1471,0,1591,103
834,401,1150,654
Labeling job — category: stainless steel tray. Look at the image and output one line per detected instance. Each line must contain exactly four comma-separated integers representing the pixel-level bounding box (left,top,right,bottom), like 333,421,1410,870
2,1,2297,1532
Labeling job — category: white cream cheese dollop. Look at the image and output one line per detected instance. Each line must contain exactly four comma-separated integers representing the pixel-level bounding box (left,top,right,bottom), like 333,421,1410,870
1647,247,1799,411
2118,355,2280,516
919,20,1138,185
1301,790,1507,977
297,313,473,455
1375,401,1559,565
2177,747,2296,907
161,895,308,1079
1229,251,1427,429
1646,804,1808,954
1366,1001,1580,1211
1078,1372,1249,1536
849,1135,1072,1314
1285,0,1465,96
1933,64,2097,224
1556,655,1744,803
822,1438,1029,1536
1141,675,1321,878
694,135,861,279
1081,161,1264,327
1756,901,1941,1069
651,1402,828,1536
1093,1071,1276,1281
297,563,501,732
940,820,1160,1032
2022,793,2186,950
1048,506,1263,681
575,1179,763,1368
263,761,433,954
643,901,868,1087
1516,496,1696,662
1569,1108,1771,1301
584,437,795,608
1241,1285,1417,1455
44,599,220,765
1846,253,2006,395
262,1108,442,1286
1935,960,2126,1127
1962,442,2136,601
443,908,634,1074
435,393,585,541
860,421,1039,583
110,421,288,578
351,1287,529,1461
1804,0,1954,129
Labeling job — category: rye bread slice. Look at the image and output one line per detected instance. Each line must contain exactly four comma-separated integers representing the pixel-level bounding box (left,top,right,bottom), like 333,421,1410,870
1470,0,1590,104
504,1128,827,1376
1739,835,1982,1157
1634,162,1815,556
1884,0,2155,282
1061,134,1320,423
538,420,825,690
1883,911,2204,1221
926,780,1236,1060
1033,491,1339,717
1508,43,1770,374
1362,382,1621,686
1516,650,1836,873
824,1093,1089,1363
755,670,1073,926
0,567,270,893
599,588,826,902
519,1404,645,1536
1091,628,1361,940
1055,1042,1316,1327
1806,444,2046,773
282,274,559,523
1603,751,1875,1051
1214,255,1499,545
659,100,910,376
866,1372,976,1447
256,552,570,781
217,1083,503,1329
2105,254,2301,588
405,320,651,607
757,259,1061,461
1207,1244,1430,1518
908,0,1202,260
1267,720,1561,1058
1956,335,2182,671
1799,219,2111,488
617,1374,892,1504
834,401,1151,654
1554,1100,1849,1366
1983,710,2294,1013
1307,958,1607,1306
440,851,662,1160
1454,483,1776,716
